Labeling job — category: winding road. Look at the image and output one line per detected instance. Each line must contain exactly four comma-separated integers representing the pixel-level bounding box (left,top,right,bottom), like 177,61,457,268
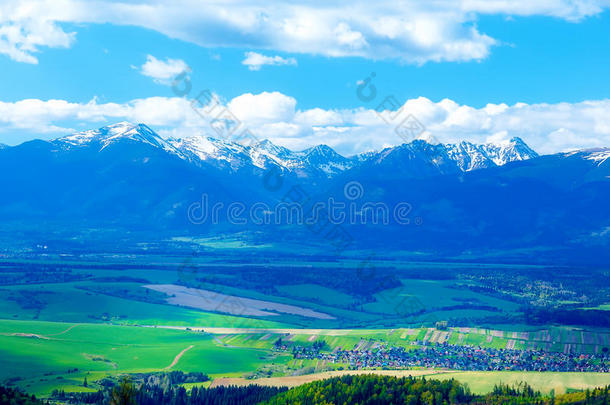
164,345,194,370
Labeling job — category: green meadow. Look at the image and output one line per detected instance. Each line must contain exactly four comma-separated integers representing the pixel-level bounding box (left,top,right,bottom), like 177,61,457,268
1,256,609,398
0,320,280,395
3,319,610,396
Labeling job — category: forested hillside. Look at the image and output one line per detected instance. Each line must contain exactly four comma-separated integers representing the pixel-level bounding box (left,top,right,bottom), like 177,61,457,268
6,374,610,405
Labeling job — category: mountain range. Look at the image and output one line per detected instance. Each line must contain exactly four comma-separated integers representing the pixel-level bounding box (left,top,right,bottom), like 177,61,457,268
0,122,608,263
50,122,538,179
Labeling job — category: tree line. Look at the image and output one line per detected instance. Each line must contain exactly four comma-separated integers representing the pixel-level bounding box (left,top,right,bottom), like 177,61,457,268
6,374,610,404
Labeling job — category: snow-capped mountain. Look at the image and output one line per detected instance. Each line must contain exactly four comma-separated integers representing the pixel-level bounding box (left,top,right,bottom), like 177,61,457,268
357,140,462,178
49,122,539,180
54,122,185,157
167,132,353,178
480,137,539,166
296,145,355,176
46,123,541,180
573,148,610,167
446,137,538,171
169,135,254,171
1,122,608,260
353,137,538,179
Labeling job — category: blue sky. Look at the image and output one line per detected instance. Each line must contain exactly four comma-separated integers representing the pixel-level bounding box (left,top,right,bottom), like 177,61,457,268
1,0,610,155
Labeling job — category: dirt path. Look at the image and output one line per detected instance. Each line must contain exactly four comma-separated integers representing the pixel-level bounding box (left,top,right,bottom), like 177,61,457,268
48,324,80,336
1,324,80,340
164,345,194,370
5,333,50,339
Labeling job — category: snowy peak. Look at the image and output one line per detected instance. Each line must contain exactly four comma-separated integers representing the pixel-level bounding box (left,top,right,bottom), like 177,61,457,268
583,149,610,165
54,122,184,157
302,144,337,157
564,148,610,167
445,137,538,171
168,135,347,177
375,140,451,163
169,134,258,172
361,137,540,176
366,140,460,176
297,144,354,175
169,135,287,171
166,133,355,177
301,144,346,162
249,139,298,170
481,137,539,167
254,139,293,160
445,141,493,171
48,122,541,179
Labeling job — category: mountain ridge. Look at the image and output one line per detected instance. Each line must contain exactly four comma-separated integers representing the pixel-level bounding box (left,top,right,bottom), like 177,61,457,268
0,122,608,262
47,122,541,179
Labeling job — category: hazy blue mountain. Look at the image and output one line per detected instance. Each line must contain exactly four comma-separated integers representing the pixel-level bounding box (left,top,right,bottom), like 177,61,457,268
295,144,355,176
50,123,536,182
0,122,607,263
355,140,463,178
353,138,538,179
325,146,610,261
164,124,535,179
168,132,351,179
0,123,272,227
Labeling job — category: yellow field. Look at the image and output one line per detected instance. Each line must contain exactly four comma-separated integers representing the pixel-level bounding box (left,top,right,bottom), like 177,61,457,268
210,369,444,388
209,369,610,395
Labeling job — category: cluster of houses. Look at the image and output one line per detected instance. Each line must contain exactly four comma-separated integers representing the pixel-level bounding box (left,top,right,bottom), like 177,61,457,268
290,341,609,372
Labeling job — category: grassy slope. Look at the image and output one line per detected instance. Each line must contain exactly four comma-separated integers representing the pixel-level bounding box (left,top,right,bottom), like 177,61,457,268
0,320,280,395
0,258,534,330
1,258,609,397
0,282,292,328
3,319,610,397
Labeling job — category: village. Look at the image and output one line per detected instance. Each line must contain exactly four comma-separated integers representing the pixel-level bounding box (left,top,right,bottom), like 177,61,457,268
286,340,610,373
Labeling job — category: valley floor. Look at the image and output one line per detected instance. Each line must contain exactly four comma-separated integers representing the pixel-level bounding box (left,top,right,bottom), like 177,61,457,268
1,319,609,398
1,255,610,400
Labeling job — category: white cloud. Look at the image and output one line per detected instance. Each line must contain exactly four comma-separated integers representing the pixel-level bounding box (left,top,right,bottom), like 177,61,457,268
138,55,189,85
0,16,75,64
228,92,296,123
2,93,610,155
2,0,610,64
295,108,343,126
242,52,297,71
460,0,610,21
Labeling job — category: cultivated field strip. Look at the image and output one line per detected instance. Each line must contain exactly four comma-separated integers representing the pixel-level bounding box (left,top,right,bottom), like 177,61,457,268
200,325,610,354
2,319,609,397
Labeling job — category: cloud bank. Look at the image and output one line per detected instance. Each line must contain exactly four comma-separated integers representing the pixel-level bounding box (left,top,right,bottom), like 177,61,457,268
2,0,610,64
1,92,609,155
